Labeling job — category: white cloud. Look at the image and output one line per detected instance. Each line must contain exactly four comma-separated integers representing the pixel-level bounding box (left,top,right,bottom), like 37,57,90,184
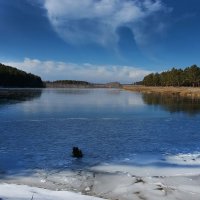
41,0,170,46
4,58,152,83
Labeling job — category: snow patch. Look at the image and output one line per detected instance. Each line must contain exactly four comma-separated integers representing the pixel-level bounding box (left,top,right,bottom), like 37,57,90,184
0,183,105,200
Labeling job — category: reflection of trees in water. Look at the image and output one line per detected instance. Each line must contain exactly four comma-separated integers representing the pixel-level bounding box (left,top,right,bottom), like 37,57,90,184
54,88,122,96
0,89,42,105
142,93,200,115
53,88,92,96
105,89,121,95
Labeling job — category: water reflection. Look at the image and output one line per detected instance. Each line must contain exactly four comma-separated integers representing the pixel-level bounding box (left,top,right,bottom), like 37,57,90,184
0,89,42,105
54,88,92,95
1,89,200,173
19,89,144,115
1,88,200,115
142,93,200,115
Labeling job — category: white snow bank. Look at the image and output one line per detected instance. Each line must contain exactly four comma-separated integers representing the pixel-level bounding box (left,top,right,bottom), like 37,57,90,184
1,168,200,200
0,183,105,200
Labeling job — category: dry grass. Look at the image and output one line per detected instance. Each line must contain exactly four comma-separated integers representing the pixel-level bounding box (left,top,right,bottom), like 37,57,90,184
123,85,200,98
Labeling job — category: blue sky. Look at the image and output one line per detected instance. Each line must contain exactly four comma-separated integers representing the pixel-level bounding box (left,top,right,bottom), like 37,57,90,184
1,0,200,83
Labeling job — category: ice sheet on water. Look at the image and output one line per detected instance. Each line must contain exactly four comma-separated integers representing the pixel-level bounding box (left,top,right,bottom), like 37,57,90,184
165,153,200,165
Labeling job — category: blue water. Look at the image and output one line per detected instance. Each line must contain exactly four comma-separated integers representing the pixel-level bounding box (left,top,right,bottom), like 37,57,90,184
0,88,200,172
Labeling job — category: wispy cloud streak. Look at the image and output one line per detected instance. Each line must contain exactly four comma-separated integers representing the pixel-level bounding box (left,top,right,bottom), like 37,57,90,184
41,0,171,46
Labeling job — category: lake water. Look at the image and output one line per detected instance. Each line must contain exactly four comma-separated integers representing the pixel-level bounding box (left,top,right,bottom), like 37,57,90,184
1,88,200,173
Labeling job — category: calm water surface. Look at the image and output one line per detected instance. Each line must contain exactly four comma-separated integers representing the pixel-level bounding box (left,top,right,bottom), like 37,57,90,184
0,88,200,172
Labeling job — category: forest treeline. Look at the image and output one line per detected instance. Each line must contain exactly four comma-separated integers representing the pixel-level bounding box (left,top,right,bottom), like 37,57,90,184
47,80,91,85
142,65,200,87
45,81,122,88
0,63,44,87
45,80,92,88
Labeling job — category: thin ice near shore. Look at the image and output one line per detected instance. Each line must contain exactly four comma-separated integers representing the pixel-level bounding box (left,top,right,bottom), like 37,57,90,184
1,163,200,200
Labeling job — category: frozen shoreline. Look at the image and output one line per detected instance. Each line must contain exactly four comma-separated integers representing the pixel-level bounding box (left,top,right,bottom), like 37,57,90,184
0,183,105,200
1,163,200,200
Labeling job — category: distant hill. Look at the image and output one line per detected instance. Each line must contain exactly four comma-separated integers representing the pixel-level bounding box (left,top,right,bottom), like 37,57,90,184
105,82,122,88
0,63,44,88
45,80,93,88
45,80,122,88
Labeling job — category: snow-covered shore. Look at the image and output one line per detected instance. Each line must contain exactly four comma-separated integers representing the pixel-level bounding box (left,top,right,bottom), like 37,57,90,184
1,163,200,200
0,183,105,200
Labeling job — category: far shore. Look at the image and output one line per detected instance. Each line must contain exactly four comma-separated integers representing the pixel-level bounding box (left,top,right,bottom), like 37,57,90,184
123,85,200,98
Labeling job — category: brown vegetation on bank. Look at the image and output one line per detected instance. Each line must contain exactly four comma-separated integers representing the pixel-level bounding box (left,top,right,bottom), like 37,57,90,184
123,85,200,98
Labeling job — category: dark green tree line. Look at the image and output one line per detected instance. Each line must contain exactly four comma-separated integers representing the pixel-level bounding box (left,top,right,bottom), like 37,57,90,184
143,65,200,87
52,80,91,85
0,63,44,88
